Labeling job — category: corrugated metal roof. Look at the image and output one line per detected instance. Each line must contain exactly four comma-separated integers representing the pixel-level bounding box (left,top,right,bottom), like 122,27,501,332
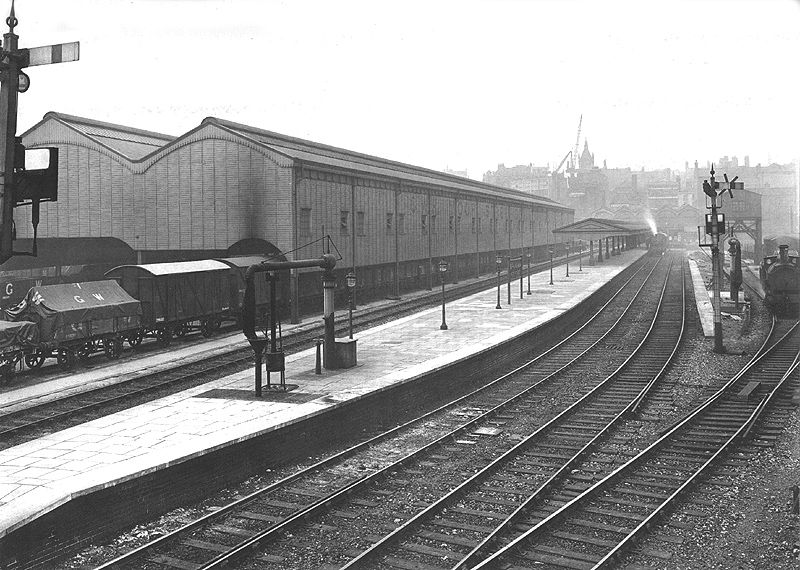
112,260,230,276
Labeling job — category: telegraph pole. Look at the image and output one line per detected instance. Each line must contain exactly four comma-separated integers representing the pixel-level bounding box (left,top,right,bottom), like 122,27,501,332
0,0,79,263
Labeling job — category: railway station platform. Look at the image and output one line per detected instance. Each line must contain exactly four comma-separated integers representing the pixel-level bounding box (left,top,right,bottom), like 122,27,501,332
0,248,648,555
688,255,763,338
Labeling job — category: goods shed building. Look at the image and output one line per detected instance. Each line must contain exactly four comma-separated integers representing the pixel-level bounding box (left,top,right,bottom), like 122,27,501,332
16,112,573,321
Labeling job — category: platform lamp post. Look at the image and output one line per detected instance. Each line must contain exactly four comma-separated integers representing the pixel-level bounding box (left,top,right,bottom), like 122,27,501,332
548,247,554,285
438,259,448,330
565,243,570,277
346,270,356,339
526,251,532,295
495,255,503,309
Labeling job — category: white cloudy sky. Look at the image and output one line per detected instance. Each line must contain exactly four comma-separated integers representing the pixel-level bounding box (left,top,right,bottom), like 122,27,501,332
10,0,800,178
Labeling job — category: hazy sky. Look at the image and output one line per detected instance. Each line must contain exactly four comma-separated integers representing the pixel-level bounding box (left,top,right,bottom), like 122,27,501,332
9,0,800,179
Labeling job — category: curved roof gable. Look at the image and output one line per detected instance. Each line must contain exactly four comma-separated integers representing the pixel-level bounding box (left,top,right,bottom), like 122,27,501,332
23,112,175,160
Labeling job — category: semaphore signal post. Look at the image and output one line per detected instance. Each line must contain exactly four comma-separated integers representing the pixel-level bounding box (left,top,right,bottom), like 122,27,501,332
0,0,79,264
700,165,745,353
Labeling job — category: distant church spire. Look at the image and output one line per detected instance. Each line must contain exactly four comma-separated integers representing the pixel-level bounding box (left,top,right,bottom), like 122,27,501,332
579,140,594,169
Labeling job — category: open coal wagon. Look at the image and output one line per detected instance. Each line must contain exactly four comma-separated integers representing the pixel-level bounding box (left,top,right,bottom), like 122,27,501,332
4,280,142,370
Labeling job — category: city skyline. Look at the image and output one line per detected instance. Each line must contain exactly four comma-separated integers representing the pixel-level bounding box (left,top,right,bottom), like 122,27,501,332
8,0,800,181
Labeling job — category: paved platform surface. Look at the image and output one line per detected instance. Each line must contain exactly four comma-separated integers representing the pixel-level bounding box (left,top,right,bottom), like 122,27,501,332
689,257,761,338
0,249,649,539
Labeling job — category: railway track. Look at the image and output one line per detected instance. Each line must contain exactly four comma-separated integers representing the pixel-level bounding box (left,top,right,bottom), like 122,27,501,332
90,254,674,569
337,256,685,570
467,317,799,570
0,252,634,451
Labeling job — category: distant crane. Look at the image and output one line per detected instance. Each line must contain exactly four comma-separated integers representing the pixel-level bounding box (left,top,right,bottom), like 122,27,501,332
555,151,571,174
551,150,572,203
571,114,582,171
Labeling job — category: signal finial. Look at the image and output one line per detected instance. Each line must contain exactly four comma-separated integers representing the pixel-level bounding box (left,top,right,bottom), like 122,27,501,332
6,0,17,33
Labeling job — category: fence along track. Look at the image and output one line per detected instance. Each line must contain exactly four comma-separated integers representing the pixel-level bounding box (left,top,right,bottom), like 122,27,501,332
470,318,800,570
93,260,661,569
336,257,684,570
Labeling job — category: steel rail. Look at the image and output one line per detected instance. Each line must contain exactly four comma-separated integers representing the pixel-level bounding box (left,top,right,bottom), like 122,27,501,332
194,256,664,570
470,319,800,570
628,259,686,415
653,312,779,439
595,352,800,569
448,258,685,570
337,257,677,569
94,258,655,569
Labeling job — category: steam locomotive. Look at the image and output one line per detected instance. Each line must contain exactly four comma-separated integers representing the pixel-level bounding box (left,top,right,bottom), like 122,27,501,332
759,244,800,316
648,232,669,256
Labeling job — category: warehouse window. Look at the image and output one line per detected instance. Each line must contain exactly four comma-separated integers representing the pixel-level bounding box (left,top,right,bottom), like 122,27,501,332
457,216,461,231
421,214,428,233
449,215,454,232
398,214,406,235
471,217,475,233
340,210,349,235
356,211,365,236
299,208,312,236
386,212,393,233
477,217,482,234
431,214,437,234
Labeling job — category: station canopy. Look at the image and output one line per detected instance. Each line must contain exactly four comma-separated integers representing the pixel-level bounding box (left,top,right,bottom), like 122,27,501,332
552,217,652,243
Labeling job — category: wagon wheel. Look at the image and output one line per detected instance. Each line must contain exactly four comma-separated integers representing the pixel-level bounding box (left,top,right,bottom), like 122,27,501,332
201,319,213,338
127,331,143,349
175,324,189,338
157,328,172,347
76,343,93,362
104,338,123,360
57,348,76,370
24,350,46,369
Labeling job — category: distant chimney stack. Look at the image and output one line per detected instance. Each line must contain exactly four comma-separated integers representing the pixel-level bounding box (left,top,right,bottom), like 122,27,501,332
745,155,750,167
